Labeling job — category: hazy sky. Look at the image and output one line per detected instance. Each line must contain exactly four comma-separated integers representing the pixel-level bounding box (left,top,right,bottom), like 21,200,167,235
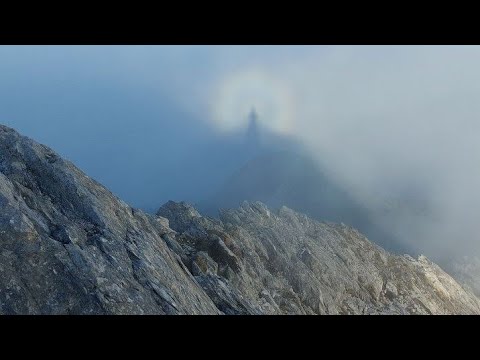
0,46,318,207
1,45,479,260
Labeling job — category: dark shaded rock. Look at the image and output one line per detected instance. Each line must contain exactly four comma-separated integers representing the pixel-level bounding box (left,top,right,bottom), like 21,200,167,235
191,251,218,276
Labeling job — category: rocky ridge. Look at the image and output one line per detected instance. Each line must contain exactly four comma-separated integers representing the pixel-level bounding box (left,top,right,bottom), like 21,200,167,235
1,124,479,314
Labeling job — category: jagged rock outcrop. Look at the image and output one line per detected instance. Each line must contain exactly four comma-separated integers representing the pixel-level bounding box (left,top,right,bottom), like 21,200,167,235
158,201,480,315
1,124,479,314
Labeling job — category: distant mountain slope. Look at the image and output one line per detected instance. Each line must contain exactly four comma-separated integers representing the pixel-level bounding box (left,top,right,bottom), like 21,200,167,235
448,257,480,297
1,124,479,314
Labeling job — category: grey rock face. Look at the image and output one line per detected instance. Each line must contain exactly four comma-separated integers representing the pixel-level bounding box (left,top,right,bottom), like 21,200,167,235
0,125,219,314
1,123,479,314
157,201,480,315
